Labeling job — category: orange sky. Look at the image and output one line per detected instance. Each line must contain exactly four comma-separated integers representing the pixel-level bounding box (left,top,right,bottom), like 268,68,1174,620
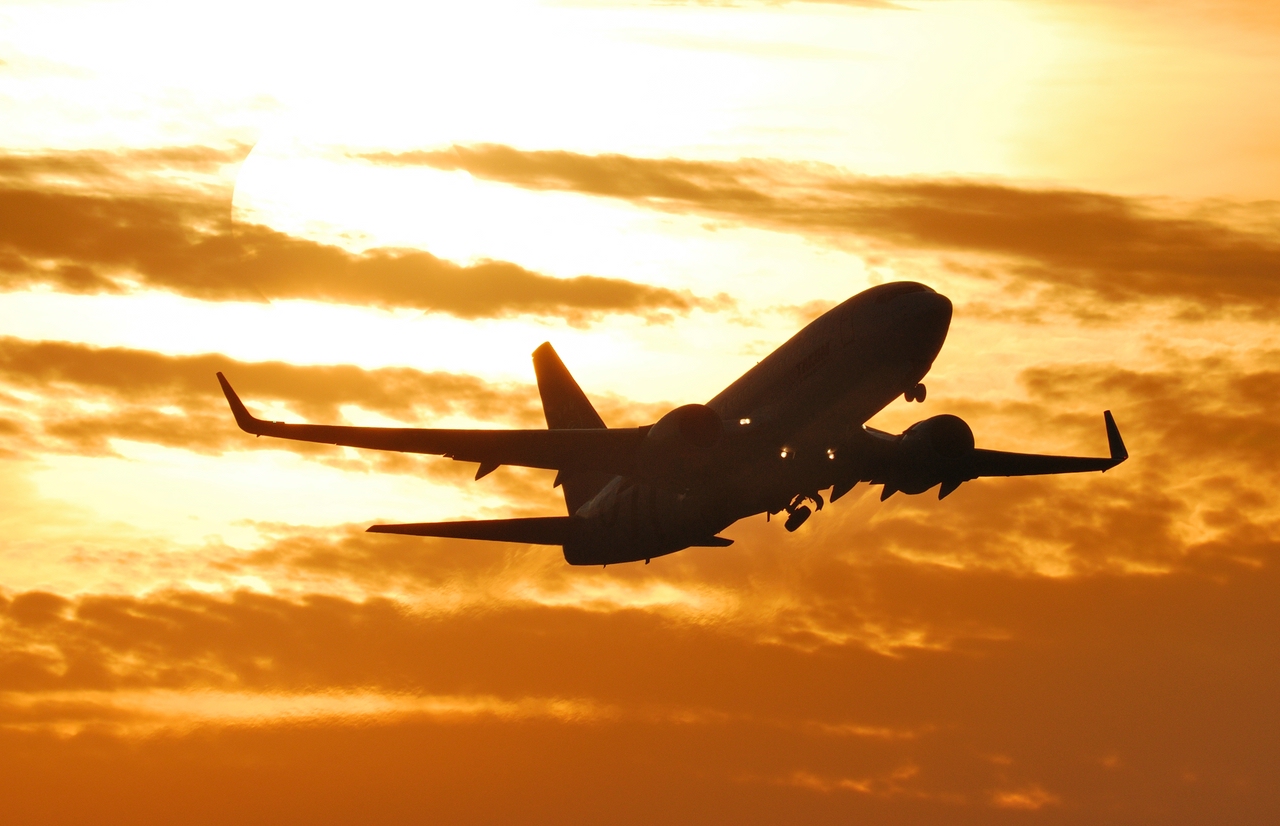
2,0,1278,822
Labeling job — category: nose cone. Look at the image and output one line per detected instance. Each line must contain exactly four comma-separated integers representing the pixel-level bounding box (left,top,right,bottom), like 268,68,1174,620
897,289,952,364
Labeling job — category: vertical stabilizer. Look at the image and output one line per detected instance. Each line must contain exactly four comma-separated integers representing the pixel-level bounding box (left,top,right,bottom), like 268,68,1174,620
532,342,613,515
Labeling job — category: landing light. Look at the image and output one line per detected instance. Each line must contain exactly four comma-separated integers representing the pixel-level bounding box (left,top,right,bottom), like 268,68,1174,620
827,448,836,460
739,418,751,425
780,448,790,459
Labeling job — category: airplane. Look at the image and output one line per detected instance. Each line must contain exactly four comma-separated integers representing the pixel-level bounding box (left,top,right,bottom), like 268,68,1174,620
217,281,1127,566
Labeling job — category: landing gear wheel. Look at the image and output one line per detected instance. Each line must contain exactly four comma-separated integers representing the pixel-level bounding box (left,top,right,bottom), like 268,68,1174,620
904,383,926,403
784,506,812,533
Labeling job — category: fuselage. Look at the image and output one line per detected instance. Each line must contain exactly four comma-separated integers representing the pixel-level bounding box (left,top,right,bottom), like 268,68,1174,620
565,282,953,565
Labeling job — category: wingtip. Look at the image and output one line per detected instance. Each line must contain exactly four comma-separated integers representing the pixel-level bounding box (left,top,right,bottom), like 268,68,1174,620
216,372,261,434
1103,410,1128,466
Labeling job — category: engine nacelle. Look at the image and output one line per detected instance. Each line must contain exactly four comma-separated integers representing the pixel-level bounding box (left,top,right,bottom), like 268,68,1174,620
888,414,974,495
636,404,724,482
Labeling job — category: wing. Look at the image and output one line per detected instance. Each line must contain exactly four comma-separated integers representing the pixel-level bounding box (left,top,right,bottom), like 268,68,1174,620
963,410,1128,479
852,411,1129,502
926,410,1127,499
217,373,645,476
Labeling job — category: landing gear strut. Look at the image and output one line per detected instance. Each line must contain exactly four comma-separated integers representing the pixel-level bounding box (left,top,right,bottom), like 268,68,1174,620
904,383,927,403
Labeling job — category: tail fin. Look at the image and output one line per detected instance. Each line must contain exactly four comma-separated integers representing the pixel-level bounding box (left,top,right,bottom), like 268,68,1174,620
532,342,613,515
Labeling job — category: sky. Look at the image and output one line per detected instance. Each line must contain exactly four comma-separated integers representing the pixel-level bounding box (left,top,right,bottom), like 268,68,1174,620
1,0,1278,822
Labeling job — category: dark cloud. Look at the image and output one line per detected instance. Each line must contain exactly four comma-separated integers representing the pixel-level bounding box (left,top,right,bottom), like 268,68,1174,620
362,144,1280,313
0,148,727,322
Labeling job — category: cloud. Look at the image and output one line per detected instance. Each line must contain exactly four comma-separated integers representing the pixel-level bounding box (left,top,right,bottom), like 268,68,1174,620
360,144,1280,314
2,338,1277,822
1,527,1277,823
7,327,1277,582
231,325,1280,617
1017,352,1280,482
0,337,669,507
0,144,250,190
0,147,727,322
0,336,538,465
0,336,543,425
845,346,1280,577
7,334,1277,577
0,350,543,508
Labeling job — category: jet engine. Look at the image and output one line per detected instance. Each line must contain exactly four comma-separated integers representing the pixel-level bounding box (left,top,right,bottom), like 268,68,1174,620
885,414,974,497
636,404,724,483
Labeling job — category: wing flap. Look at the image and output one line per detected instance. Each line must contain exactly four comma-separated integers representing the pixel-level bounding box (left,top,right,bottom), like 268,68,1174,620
217,372,644,474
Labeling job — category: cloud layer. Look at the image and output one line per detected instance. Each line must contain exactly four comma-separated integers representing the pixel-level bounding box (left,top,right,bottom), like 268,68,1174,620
2,518,1276,824
0,147,726,322
0,336,671,505
5,0,1280,820
5,338,1274,818
362,144,1280,313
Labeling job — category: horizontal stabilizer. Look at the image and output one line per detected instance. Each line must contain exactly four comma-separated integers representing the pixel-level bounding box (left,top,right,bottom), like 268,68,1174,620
367,516,573,545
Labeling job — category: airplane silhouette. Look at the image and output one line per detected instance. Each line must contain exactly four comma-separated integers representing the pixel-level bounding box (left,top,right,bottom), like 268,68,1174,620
218,281,1126,565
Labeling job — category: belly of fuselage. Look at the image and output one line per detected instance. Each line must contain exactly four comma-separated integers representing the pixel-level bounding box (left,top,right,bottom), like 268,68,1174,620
562,477,732,565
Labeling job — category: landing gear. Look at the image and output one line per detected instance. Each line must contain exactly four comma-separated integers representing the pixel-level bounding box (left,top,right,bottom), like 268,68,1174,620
783,492,823,532
904,383,926,403
788,492,823,512
784,506,811,532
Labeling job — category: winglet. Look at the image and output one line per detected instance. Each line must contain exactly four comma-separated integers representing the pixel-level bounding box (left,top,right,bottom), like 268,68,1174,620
1103,410,1128,468
216,372,263,435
